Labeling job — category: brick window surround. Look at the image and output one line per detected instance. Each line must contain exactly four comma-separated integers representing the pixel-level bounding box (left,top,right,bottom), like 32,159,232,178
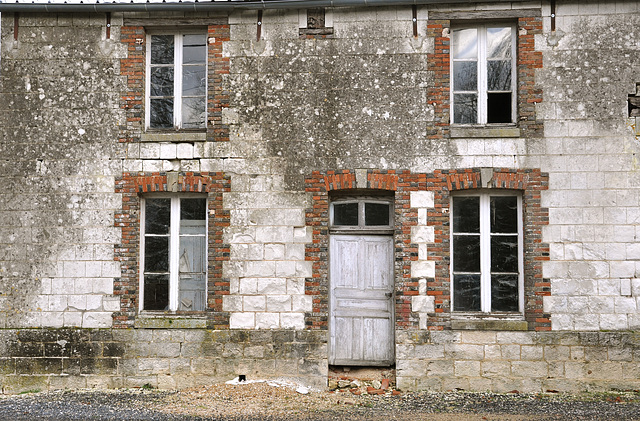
119,24,230,142
426,14,543,139
305,168,549,332
114,172,231,329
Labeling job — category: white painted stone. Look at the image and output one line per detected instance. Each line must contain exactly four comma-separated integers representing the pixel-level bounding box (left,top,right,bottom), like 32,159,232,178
222,295,243,312
291,295,313,312
48,295,68,312
256,226,293,243
245,261,276,277
632,278,640,296
243,295,266,311
230,312,255,329
101,261,121,277
266,295,291,312
419,278,427,296
285,244,305,261
63,311,82,327
176,143,194,159
418,208,427,225
412,295,434,313
92,278,114,294
600,313,628,330
287,278,306,295
411,226,435,243
275,261,296,277
410,191,435,208
159,143,177,159
280,313,305,329
621,278,632,296
256,312,280,329
587,296,614,313
86,295,102,311
544,296,568,313
257,278,287,294
102,296,121,312
264,243,285,260
239,277,258,294
293,226,312,243
573,315,599,331
43,312,64,328
411,261,435,278
63,261,86,277
82,312,112,328
614,297,637,313
598,279,620,295
611,261,635,278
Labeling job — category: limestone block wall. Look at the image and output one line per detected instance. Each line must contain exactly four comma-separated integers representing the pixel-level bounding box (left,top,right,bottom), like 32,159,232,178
0,13,128,329
396,330,640,393
536,0,640,331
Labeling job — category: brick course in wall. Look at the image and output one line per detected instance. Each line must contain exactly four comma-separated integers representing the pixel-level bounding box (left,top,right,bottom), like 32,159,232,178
113,172,231,328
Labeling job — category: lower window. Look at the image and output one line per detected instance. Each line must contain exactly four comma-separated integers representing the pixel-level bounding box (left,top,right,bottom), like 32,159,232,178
141,196,207,311
451,191,523,313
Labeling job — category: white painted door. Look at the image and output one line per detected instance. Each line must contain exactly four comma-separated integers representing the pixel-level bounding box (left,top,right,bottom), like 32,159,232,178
329,234,394,366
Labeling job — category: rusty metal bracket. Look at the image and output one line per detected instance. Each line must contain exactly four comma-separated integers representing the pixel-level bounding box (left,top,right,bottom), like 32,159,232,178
14,13,19,41
412,5,417,38
550,0,556,32
106,12,111,39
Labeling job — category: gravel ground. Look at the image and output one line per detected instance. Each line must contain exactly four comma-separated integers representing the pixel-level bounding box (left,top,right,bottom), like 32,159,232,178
1,382,640,421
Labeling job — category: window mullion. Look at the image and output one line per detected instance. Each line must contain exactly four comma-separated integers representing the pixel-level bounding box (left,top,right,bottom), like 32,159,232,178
480,194,491,312
174,34,183,129
139,198,147,311
478,26,488,125
517,194,524,313
169,197,180,311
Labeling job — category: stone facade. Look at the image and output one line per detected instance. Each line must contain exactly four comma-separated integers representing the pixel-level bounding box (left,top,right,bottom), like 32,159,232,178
1,0,640,393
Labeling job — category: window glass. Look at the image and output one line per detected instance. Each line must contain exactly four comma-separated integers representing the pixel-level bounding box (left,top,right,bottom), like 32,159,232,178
145,199,171,234
143,197,207,312
486,27,511,58
452,193,521,313
333,203,359,226
151,35,174,64
453,94,477,124
452,28,477,59
453,274,481,311
364,202,390,226
453,196,479,233
453,62,478,91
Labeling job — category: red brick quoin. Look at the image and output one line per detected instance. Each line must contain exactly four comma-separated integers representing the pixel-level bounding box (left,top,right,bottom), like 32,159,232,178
113,172,231,329
304,168,549,332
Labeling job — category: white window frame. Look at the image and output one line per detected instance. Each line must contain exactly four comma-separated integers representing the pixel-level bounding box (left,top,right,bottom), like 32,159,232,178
145,31,208,130
450,24,517,125
450,191,524,313
139,194,208,312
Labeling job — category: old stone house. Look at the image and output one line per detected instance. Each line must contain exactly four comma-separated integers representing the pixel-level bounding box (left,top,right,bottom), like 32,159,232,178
1,0,640,393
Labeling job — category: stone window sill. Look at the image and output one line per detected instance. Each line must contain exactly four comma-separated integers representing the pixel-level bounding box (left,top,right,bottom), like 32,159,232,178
141,131,207,143
135,313,207,329
450,125,521,138
451,315,528,331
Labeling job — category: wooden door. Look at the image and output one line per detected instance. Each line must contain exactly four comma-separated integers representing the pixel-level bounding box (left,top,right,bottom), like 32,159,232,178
329,234,394,366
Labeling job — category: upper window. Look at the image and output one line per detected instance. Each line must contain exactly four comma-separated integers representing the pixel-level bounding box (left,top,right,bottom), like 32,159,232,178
451,192,523,313
141,196,207,311
451,25,516,125
146,33,207,130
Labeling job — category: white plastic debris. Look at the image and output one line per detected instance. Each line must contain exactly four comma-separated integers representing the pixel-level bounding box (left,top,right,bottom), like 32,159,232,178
225,377,312,394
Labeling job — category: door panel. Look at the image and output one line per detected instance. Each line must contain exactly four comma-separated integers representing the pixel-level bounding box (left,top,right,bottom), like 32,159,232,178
330,235,394,366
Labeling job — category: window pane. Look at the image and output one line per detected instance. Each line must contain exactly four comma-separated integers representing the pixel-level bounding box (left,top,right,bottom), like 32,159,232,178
179,273,206,311
144,236,169,272
453,235,480,272
491,274,518,312
179,235,206,274
453,196,479,233
453,94,477,124
333,203,359,226
487,60,511,91
144,274,169,310
365,203,390,226
181,97,206,129
151,35,174,65
183,35,207,64
145,199,171,234
181,198,207,221
491,196,518,233
183,65,206,96
454,274,481,311
453,28,477,59
150,67,174,97
487,92,511,124
491,235,519,273
487,27,511,59
150,98,174,129
453,61,477,91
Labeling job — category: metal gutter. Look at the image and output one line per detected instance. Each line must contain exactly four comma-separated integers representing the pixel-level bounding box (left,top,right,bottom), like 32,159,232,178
0,0,536,13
